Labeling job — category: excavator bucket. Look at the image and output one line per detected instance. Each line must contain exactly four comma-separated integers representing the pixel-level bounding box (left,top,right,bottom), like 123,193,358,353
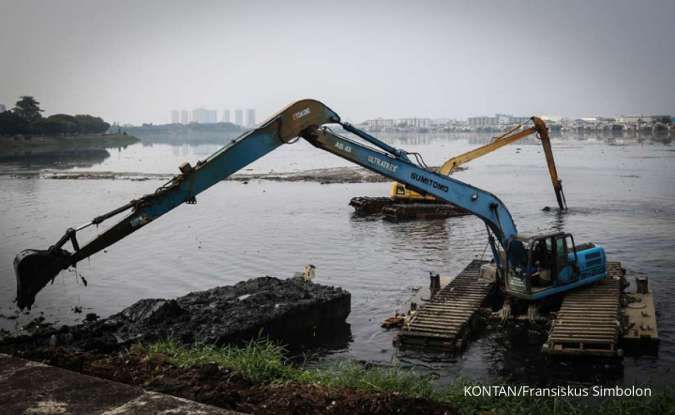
14,248,71,310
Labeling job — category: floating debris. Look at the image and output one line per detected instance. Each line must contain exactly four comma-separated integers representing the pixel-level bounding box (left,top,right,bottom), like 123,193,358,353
381,313,405,329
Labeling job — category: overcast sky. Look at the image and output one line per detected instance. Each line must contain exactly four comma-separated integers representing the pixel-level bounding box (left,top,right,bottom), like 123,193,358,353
0,0,673,125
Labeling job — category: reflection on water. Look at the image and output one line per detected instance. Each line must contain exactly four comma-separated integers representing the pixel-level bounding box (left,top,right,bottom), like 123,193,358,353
0,130,671,177
0,132,674,389
486,324,626,385
546,209,567,234
0,148,111,172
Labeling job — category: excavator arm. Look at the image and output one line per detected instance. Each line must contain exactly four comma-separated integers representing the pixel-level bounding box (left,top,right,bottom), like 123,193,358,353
391,117,567,210
15,99,521,309
531,117,567,210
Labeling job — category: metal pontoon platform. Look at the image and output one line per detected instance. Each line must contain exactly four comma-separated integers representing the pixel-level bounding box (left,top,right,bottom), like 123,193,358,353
349,196,470,221
396,260,494,352
543,262,625,357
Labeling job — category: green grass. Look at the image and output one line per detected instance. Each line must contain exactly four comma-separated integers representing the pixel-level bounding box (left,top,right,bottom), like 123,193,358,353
148,338,435,395
148,338,296,384
145,339,674,415
302,360,436,397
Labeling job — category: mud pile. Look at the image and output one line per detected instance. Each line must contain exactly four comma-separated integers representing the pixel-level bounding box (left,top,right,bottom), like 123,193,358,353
3,276,351,353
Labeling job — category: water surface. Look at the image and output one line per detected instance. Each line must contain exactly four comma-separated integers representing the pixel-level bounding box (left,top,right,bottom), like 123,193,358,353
1,131,673,388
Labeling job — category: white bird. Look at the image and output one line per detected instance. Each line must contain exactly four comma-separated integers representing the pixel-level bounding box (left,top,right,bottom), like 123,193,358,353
303,264,316,283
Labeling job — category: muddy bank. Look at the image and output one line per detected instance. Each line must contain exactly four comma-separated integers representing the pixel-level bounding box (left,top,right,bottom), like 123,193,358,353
236,167,389,184
1,276,351,354
230,165,463,184
2,164,465,184
0,166,426,183
38,166,390,183
14,348,453,415
0,275,451,414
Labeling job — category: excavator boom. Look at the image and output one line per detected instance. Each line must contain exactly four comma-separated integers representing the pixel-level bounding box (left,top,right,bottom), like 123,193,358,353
14,100,340,309
531,117,567,210
14,99,594,310
390,117,567,210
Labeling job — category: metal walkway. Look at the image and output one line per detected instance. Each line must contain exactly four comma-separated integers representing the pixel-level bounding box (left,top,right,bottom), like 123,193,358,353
396,260,493,352
543,262,624,357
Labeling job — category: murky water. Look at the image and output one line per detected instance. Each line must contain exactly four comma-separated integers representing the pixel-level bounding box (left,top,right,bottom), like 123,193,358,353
1,131,674,389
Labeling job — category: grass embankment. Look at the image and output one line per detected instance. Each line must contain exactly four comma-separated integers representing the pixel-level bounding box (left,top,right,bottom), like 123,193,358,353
147,339,673,415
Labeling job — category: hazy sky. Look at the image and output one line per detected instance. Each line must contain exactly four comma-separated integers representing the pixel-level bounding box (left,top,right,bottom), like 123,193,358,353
1,0,673,124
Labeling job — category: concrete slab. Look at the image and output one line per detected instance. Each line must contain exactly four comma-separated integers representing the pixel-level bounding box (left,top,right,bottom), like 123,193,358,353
0,354,243,415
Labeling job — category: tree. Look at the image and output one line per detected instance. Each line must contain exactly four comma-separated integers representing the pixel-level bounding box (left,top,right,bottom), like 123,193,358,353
0,110,28,135
0,96,113,137
73,114,110,134
33,114,79,135
13,96,43,124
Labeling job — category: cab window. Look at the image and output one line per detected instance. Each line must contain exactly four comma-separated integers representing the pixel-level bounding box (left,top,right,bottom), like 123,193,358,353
555,237,568,269
565,235,576,260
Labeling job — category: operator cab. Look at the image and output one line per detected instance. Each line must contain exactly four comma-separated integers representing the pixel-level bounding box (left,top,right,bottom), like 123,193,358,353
392,183,407,197
503,232,607,301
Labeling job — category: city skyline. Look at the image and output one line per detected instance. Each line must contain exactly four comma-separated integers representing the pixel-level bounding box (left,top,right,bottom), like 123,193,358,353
150,108,674,128
2,94,667,127
167,107,256,126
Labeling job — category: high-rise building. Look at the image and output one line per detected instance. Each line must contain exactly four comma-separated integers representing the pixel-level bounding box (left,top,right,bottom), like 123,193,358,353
0,104,6,113
192,108,218,124
234,109,244,126
222,110,231,123
180,110,189,124
170,110,180,124
246,108,256,127
207,109,217,123
467,116,498,127
192,108,207,124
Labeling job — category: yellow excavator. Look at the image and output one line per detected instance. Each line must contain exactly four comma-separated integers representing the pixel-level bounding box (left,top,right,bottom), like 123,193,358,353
349,117,567,220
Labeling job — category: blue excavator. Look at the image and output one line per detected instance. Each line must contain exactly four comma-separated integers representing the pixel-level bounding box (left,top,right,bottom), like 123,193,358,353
14,99,607,310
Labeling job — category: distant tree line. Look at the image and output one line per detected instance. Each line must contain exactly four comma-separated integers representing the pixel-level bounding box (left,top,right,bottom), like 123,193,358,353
0,96,111,136
124,121,242,145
